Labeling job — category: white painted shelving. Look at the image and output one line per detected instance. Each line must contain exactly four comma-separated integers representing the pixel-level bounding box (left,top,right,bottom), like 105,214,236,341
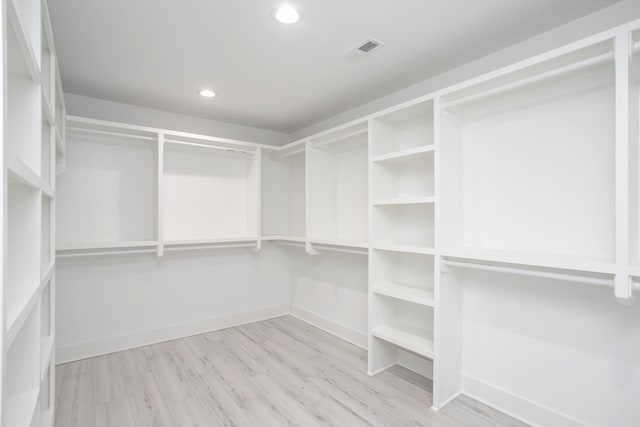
2,0,62,425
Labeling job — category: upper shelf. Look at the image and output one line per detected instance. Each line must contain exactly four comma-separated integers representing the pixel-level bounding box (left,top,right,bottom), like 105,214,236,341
440,247,616,275
371,145,434,163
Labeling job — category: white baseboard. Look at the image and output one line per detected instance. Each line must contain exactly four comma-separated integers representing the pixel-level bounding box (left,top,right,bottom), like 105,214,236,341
462,374,587,427
56,305,290,364
289,305,368,349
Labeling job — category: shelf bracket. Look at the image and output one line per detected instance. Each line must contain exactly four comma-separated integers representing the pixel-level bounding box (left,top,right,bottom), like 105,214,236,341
614,275,635,305
306,242,320,255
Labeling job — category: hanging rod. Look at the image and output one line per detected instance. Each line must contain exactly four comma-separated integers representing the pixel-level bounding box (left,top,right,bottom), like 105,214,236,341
164,138,253,154
278,147,306,158
273,241,306,249
309,244,368,256
440,258,630,289
445,51,614,109
163,242,257,252
313,128,368,148
56,248,157,258
67,126,156,141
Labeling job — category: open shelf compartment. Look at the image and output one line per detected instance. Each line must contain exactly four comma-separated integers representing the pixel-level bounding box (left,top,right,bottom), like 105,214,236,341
371,251,435,307
56,126,157,250
440,40,616,264
261,146,305,241
372,203,434,252
371,99,434,157
307,122,368,246
5,303,41,427
7,178,41,337
162,139,260,242
7,15,42,176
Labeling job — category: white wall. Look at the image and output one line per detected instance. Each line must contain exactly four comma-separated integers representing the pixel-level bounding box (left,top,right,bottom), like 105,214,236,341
56,246,290,362
462,272,640,427
290,0,640,140
64,93,289,146
287,249,369,348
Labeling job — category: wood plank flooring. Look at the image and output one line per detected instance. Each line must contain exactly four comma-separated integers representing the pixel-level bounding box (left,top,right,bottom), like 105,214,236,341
56,316,527,427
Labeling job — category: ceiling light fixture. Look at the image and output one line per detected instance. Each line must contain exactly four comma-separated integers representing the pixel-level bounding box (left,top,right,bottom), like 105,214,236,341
199,89,216,98
273,5,301,24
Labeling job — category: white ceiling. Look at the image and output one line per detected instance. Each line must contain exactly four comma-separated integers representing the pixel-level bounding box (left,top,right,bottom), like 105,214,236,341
48,0,620,133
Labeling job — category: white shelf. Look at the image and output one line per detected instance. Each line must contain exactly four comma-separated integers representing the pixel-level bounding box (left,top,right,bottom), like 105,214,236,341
372,324,434,358
308,238,369,249
440,247,616,275
57,240,158,251
6,279,44,348
7,0,40,83
372,195,435,206
371,145,435,163
261,235,306,243
5,389,40,427
163,237,259,246
372,283,435,307
7,155,41,191
372,243,434,255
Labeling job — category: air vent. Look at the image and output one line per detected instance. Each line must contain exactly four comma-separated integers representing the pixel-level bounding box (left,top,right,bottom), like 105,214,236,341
358,40,380,53
345,38,385,61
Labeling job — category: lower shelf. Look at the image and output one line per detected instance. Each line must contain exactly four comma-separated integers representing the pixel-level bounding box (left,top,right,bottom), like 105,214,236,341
5,389,39,427
372,324,434,359
372,283,435,307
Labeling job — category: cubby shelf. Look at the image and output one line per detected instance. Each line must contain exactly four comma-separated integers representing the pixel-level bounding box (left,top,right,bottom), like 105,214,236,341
7,0,40,83
371,145,435,163
6,264,52,348
5,390,40,427
440,248,617,275
7,155,41,191
372,196,435,206
372,324,434,359
372,283,435,307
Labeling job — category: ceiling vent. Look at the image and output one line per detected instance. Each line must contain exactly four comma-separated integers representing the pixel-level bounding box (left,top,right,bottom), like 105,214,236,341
345,38,385,61
358,39,380,53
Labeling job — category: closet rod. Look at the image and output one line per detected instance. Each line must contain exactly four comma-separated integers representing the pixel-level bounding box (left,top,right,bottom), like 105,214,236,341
56,248,157,258
164,138,252,154
67,126,156,141
441,259,623,288
274,241,306,248
313,128,367,148
279,147,306,158
163,242,256,252
311,245,368,256
445,51,613,109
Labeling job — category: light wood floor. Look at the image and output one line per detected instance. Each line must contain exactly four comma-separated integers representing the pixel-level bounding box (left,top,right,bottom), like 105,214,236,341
55,316,527,427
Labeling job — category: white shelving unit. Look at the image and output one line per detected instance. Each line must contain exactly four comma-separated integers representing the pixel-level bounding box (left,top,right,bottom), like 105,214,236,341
56,117,263,257
3,0,62,425
368,99,437,393
307,122,369,248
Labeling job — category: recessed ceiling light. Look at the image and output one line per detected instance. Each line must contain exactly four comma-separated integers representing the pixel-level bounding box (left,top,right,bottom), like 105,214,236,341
199,89,216,98
273,5,301,24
